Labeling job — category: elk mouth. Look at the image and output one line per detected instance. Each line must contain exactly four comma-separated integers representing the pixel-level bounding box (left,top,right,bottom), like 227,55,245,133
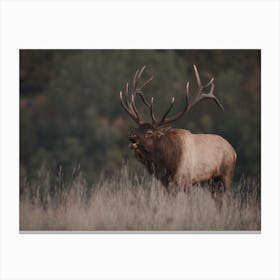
128,138,138,150
129,139,149,156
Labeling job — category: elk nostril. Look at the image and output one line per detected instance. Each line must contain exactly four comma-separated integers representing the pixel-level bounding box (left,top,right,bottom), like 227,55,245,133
128,130,137,139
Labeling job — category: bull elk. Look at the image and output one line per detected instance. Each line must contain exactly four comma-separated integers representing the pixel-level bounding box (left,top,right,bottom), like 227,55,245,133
119,66,237,192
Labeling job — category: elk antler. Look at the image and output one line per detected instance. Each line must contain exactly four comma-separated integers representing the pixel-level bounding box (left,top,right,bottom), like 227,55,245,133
119,66,153,124
120,65,224,128
154,65,224,127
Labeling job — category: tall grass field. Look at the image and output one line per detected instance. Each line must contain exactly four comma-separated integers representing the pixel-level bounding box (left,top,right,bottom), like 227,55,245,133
20,165,260,231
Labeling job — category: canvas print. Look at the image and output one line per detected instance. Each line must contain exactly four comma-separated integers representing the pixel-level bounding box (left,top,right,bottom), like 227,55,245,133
20,50,261,231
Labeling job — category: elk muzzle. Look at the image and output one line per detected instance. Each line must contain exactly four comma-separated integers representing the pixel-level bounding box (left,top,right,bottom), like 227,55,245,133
128,129,138,150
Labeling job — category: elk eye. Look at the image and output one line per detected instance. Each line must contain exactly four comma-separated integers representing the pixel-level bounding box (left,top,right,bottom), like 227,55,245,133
145,130,153,137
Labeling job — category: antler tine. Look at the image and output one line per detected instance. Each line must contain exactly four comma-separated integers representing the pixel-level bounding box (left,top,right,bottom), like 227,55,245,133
153,65,224,127
194,65,214,88
119,91,139,123
187,65,224,112
132,66,146,92
136,91,151,107
157,81,190,126
119,66,154,125
150,97,159,126
186,81,190,97
138,75,154,91
119,69,143,124
130,67,146,123
157,97,175,126
201,83,225,111
132,69,140,89
134,75,154,107
131,66,158,124
193,64,202,87
123,82,130,108
124,81,140,117
131,91,143,123
137,66,146,81
155,83,189,127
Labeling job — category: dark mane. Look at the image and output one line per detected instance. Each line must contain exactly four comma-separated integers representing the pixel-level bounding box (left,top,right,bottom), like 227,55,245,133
144,130,182,187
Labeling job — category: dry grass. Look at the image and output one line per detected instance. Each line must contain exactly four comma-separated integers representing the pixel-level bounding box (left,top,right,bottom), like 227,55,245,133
20,166,261,231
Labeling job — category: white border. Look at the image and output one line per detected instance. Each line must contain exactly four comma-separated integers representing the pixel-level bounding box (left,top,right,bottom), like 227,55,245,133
1,1,279,279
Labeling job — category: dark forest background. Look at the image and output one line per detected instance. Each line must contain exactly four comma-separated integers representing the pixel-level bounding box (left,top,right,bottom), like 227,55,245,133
20,50,260,184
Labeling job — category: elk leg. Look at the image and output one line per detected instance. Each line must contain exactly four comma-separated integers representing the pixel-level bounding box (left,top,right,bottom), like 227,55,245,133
212,193,223,211
221,154,236,191
208,177,224,211
221,167,235,191
166,181,182,196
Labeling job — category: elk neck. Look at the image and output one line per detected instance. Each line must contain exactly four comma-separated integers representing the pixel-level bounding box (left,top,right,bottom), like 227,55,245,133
144,129,184,187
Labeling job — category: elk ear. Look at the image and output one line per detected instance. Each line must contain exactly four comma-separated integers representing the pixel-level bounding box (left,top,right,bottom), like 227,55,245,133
156,126,171,138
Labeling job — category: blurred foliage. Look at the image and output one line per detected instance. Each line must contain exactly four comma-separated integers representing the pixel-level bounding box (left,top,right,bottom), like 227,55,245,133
20,50,260,183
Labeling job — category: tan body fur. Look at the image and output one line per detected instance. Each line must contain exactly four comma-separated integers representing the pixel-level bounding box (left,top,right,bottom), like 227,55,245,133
174,129,236,190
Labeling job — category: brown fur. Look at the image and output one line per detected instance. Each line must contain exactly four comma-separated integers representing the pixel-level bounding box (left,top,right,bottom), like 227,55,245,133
128,124,236,191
